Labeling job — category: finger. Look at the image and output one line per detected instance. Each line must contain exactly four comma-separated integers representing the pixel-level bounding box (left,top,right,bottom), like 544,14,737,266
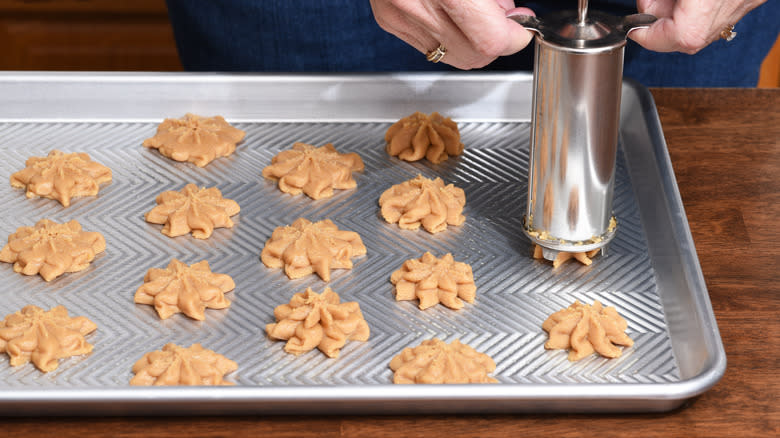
494,0,516,10
630,0,755,54
444,2,534,56
370,0,437,55
416,12,487,69
635,0,676,17
629,17,713,54
371,0,534,70
393,2,502,69
370,2,471,68
629,19,689,53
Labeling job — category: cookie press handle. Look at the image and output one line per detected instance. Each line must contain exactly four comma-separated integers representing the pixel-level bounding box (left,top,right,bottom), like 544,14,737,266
506,11,656,40
506,13,542,36
620,13,657,36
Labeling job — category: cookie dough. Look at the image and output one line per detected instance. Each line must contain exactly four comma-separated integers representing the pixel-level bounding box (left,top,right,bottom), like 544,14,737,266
0,219,106,281
389,338,497,384
262,142,364,199
142,113,245,167
130,343,238,386
134,259,235,320
261,218,366,281
391,252,476,310
145,184,240,239
379,174,466,233
385,112,463,164
10,150,112,207
542,300,634,361
266,287,370,358
533,245,601,268
0,305,97,372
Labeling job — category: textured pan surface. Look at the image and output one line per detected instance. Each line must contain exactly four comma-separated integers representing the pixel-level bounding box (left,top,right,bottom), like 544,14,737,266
0,118,679,389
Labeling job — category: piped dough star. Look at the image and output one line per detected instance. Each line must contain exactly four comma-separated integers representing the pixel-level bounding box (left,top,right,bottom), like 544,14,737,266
134,259,235,320
143,113,245,167
10,150,112,207
145,184,240,239
265,287,370,358
390,252,476,310
385,112,463,163
0,305,97,372
262,142,364,200
0,219,106,281
542,300,634,361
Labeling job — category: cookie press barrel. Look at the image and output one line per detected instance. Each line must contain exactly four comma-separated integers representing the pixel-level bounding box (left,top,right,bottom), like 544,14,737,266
509,1,655,260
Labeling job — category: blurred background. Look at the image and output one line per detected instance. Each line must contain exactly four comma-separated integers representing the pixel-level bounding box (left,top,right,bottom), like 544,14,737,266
0,0,777,87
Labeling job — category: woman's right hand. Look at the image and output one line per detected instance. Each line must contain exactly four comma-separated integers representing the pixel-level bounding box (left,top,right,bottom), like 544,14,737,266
369,0,535,69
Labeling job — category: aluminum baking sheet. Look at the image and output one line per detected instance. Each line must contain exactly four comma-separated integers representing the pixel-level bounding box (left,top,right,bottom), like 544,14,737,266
0,73,725,415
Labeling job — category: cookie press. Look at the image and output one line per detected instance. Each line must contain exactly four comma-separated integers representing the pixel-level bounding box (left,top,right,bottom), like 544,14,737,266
509,1,655,261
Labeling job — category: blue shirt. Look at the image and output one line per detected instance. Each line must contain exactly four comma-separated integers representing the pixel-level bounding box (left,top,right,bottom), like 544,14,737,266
165,0,780,87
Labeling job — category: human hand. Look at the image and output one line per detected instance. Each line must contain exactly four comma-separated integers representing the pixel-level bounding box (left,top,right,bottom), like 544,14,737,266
629,0,767,54
369,0,535,69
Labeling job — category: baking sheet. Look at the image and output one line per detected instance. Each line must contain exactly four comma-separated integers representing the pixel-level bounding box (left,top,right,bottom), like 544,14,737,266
0,73,725,415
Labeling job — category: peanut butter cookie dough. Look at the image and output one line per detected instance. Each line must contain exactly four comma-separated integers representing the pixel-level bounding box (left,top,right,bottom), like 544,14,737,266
0,305,97,372
134,259,235,321
391,252,476,310
262,142,364,200
266,287,370,358
145,184,240,239
389,339,497,384
379,174,466,233
533,245,601,269
130,343,238,386
542,300,634,361
10,150,112,207
0,219,106,281
143,113,245,167
261,218,366,281
385,112,463,164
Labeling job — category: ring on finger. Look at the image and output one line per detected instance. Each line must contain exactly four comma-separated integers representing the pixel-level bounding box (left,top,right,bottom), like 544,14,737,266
720,24,737,42
426,44,447,63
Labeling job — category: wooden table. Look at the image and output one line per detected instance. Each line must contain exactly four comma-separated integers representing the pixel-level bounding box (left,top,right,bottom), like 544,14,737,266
4,88,779,437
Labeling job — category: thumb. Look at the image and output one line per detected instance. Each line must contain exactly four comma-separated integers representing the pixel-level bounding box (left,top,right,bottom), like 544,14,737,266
503,7,536,55
629,18,700,54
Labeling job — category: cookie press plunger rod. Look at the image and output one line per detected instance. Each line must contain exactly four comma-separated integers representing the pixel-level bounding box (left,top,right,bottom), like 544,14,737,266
578,0,588,24
508,2,655,261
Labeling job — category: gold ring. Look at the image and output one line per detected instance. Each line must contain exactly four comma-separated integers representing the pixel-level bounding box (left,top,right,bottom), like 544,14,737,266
720,24,737,42
426,44,446,63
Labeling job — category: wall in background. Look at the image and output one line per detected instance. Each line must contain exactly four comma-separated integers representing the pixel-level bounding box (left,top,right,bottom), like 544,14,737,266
758,35,780,88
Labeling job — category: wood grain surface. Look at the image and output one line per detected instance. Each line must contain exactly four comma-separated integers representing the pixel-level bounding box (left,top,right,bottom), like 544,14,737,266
0,0,181,71
3,88,779,437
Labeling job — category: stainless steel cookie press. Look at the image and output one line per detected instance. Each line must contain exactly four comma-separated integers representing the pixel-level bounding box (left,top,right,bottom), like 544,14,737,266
509,1,655,261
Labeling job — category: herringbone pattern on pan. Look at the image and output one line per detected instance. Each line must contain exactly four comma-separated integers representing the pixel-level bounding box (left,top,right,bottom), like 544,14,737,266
0,120,679,387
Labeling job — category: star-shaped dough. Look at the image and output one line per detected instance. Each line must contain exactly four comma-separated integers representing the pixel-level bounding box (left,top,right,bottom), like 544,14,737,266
385,112,463,163
0,305,97,372
0,219,106,281
266,287,370,358
391,252,476,310
145,184,240,239
143,113,245,167
10,150,112,207
262,142,364,199
134,259,235,320
379,174,466,233
260,218,366,281
533,245,601,268
389,339,497,384
130,343,238,386
542,300,634,361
